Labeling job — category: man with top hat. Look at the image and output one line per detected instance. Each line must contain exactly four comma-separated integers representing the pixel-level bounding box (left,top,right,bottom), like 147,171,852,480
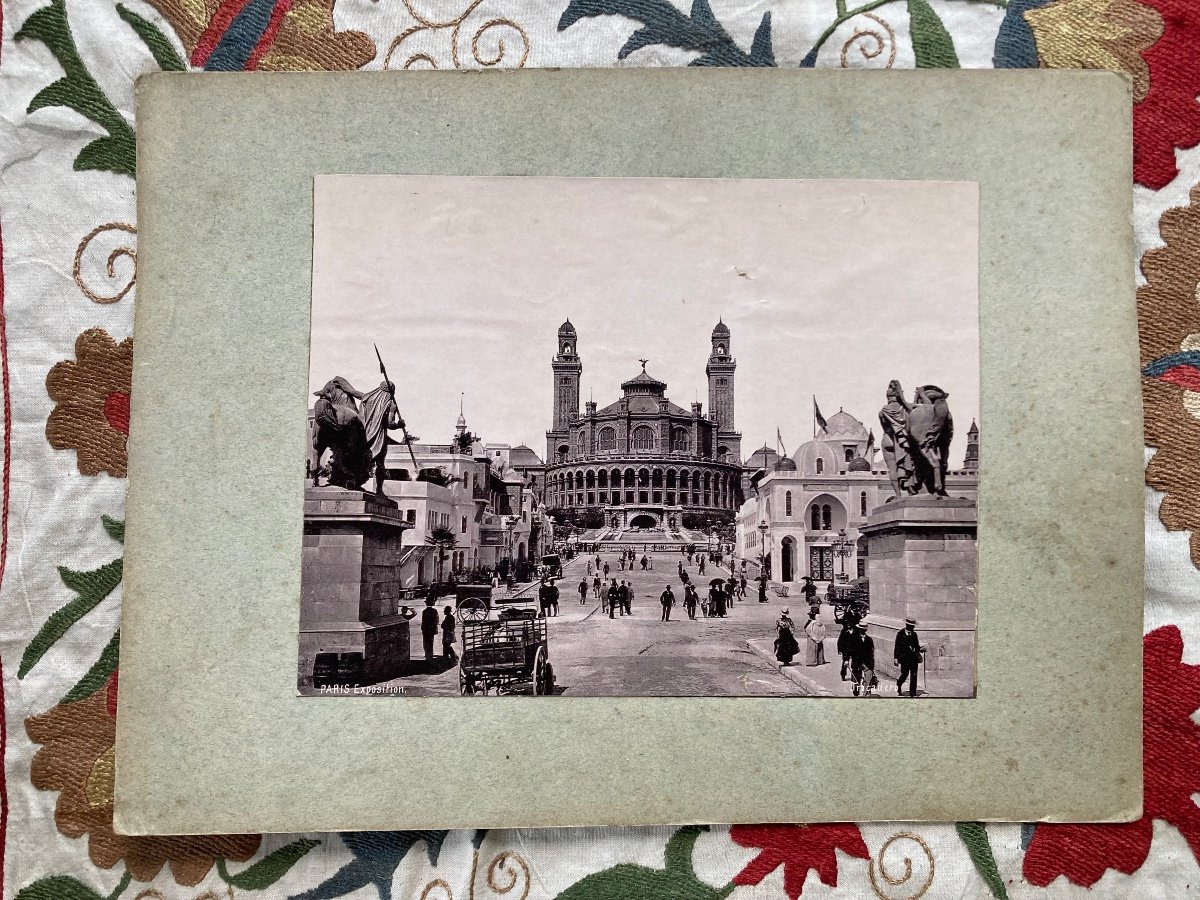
851,621,877,697
894,617,925,697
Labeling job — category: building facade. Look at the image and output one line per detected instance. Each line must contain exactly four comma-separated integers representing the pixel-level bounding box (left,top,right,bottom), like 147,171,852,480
544,320,745,530
736,409,979,585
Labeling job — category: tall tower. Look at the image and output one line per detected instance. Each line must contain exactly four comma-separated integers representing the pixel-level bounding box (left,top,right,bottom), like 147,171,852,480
963,419,979,473
552,319,582,430
706,319,736,431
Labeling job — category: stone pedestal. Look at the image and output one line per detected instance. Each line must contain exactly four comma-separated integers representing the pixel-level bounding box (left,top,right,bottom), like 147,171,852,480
860,495,977,685
298,486,412,688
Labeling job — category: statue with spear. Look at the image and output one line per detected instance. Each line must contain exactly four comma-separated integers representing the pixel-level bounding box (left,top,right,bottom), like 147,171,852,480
361,344,418,496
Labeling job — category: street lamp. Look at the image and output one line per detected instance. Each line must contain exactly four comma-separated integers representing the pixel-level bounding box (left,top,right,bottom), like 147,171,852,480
757,519,770,603
831,527,854,582
505,519,516,586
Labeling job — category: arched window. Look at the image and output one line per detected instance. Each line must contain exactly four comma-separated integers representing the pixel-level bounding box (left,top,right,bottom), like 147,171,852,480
822,504,832,530
672,427,690,452
811,504,820,530
786,491,793,516
585,470,595,489
598,469,608,488
598,426,616,451
845,446,855,462
860,491,868,517
631,425,655,451
816,458,824,474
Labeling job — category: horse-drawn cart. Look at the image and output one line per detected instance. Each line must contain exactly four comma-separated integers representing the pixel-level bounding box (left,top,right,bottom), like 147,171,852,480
459,608,555,695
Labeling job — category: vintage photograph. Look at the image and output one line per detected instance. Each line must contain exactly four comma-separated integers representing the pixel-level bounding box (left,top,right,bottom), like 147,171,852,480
298,175,979,699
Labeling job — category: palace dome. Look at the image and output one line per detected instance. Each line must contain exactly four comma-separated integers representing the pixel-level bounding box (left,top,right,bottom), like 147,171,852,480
558,318,576,335
773,456,797,472
823,409,869,440
620,368,667,395
793,439,840,476
509,445,543,467
712,320,730,337
847,456,872,472
745,445,779,470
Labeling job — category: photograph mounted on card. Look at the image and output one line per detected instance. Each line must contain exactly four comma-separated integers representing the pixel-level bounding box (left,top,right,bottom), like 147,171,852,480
117,69,1141,835
301,174,980,701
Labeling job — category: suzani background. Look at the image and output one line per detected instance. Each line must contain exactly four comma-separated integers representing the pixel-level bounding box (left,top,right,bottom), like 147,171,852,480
3,0,1200,897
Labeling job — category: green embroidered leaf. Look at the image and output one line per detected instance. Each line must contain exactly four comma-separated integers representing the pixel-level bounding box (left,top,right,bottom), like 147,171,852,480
907,0,959,68
15,0,136,176
956,822,1008,900
101,515,125,543
116,3,186,72
557,826,733,900
217,839,320,890
62,630,120,703
19,558,123,678
559,0,774,67
16,875,106,900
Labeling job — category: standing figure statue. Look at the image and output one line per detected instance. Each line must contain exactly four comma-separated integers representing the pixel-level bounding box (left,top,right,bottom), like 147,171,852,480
905,385,954,497
312,376,371,490
361,379,405,496
878,379,916,498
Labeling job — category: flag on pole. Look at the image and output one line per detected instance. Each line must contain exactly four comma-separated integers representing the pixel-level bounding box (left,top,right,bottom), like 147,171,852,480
813,397,828,433
864,429,875,454
776,427,786,458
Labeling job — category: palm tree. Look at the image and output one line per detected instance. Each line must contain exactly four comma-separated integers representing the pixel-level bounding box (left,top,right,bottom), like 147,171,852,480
426,525,458,584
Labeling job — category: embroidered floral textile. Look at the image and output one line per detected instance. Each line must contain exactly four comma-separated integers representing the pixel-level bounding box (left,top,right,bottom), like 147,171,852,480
24,673,261,886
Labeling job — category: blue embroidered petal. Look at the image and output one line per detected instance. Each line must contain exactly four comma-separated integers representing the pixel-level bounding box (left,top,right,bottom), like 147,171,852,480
290,831,448,900
993,0,1055,69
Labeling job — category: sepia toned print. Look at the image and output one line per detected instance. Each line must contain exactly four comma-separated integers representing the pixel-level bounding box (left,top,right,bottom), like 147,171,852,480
299,175,979,699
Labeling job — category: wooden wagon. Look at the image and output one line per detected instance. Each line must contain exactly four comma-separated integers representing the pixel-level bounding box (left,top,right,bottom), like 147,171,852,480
459,608,555,696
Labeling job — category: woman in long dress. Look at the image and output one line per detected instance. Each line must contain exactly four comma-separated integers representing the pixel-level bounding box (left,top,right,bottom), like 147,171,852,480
805,612,828,666
774,609,799,666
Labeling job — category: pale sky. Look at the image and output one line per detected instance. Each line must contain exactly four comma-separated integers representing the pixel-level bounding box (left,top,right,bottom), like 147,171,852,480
310,176,979,463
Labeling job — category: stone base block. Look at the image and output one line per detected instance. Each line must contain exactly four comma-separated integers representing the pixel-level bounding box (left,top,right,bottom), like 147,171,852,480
861,494,977,684
299,486,412,689
298,616,412,688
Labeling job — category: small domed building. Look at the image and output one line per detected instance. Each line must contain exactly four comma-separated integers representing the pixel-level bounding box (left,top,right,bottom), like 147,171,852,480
736,407,979,586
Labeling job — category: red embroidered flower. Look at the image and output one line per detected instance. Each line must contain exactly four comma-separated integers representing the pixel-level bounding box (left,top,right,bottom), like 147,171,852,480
1024,625,1200,886
730,823,869,898
1134,0,1200,189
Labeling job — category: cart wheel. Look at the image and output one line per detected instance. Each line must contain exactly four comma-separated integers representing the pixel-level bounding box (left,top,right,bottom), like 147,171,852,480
541,662,555,696
458,597,488,622
532,646,547,696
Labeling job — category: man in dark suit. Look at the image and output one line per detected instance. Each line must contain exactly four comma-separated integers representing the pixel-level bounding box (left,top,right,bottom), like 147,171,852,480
851,621,876,697
894,617,925,697
420,596,440,662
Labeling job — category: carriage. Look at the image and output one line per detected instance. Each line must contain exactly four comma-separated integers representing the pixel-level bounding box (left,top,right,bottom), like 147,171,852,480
459,608,555,696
